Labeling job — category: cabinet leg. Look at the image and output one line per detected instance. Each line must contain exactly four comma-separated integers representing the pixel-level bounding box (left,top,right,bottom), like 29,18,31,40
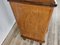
40,43,42,45
21,35,26,40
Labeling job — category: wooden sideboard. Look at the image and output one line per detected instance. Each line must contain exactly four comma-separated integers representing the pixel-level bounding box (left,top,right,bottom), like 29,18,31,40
8,0,57,44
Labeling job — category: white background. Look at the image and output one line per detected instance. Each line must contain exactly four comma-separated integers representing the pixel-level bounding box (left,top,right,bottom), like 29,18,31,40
0,0,15,45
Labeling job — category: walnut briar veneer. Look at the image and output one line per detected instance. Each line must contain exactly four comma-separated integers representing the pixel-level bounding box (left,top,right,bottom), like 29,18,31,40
8,0,57,44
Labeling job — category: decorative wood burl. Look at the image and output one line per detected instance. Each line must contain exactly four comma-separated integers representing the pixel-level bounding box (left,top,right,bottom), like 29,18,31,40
8,0,57,45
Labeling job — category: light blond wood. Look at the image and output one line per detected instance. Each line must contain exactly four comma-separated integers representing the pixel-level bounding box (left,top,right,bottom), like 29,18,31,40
9,1,53,43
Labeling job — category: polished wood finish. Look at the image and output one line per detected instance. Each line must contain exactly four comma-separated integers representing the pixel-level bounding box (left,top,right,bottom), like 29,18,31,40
8,0,55,3
8,0,54,43
8,0,57,7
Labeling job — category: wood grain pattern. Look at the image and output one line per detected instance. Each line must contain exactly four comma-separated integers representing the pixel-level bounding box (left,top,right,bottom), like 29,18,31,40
9,2,53,43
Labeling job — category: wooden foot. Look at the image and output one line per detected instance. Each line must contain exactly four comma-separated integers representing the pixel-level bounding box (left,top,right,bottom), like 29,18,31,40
40,43,42,45
21,35,26,40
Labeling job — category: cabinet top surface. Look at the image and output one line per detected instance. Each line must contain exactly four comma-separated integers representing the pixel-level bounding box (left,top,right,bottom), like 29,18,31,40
8,0,57,7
